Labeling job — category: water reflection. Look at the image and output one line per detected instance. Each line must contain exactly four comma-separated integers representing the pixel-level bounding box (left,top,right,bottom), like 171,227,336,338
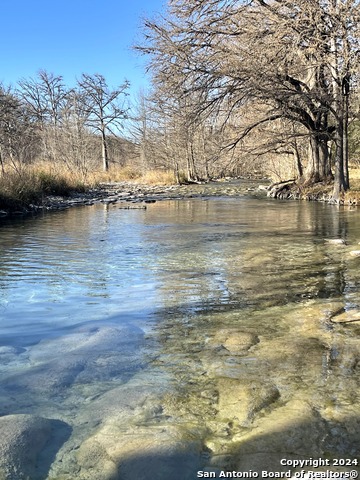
0,195,359,478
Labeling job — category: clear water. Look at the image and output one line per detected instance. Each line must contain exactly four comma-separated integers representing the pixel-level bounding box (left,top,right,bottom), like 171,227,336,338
0,194,360,479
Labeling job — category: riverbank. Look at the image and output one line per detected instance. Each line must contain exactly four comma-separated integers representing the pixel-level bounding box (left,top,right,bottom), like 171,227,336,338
0,164,177,217
266,170,360,205
0,179,262,217
3,172,360,219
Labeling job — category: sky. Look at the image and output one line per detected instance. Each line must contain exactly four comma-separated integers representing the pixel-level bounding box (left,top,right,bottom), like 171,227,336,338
0,0,167,97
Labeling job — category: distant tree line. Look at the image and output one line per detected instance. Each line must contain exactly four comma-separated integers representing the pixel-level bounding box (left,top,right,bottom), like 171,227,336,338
0,71,131,177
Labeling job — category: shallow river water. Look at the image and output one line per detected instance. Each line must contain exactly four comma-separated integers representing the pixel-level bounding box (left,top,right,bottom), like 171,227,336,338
0,188,360,479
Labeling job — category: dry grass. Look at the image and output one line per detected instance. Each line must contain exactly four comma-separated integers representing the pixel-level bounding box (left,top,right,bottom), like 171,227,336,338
2,160,360,211
84,166,177,186
136,169,177,185
343,167,360,203
344,191,360,204
0,163,86,209
0,161,177,210
295,167,360,204
349,167,360,190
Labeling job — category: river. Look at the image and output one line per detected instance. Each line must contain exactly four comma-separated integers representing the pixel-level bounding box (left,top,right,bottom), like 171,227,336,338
0,187,360,479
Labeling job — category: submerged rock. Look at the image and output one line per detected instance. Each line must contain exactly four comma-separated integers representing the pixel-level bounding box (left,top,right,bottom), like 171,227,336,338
216,378,280,426
0,414,52,480
206,329,259,356
0,346,25,355
331,309,360,323
231,399,328,470
2,325,145,398
325,238,346,245
222,333,259,355
77,424,202,480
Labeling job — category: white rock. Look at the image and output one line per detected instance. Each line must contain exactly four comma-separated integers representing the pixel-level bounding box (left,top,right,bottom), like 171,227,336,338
325,238,346,245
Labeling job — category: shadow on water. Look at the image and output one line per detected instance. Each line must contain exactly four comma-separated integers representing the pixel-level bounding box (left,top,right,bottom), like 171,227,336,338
36,419,72,480
81,414,360,480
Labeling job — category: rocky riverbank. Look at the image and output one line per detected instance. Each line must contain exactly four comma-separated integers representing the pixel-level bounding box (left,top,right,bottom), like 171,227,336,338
265,179,360,205
2,176,360,218
0,179,263,218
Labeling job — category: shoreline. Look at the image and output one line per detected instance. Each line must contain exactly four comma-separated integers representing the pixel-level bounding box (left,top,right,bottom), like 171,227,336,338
0,179,264,218
2,177,360,219
265,180,360,206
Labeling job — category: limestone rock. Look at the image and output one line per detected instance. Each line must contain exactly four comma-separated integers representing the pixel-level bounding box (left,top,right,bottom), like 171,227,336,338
0,414,52,480
325,238,346,245
217,378,280,426
232,399,328,470
3,325,145,397
77,424,202,480
331,310,360,323
223,334,259,355
207,329,259,355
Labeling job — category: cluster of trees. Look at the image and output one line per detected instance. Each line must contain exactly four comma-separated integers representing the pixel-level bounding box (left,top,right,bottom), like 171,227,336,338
0,71,131,177
138,0,360,196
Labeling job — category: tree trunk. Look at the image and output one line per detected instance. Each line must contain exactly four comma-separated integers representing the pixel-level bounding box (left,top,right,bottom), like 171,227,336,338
305,136,321,184
319,139,332,181
293,141,303,179
343,92,350,190
0,147,4,175
332,87,350,199
101,124,109,172
140,142,147,170
173,158,180,184
186,141,198,181
332,121,345,200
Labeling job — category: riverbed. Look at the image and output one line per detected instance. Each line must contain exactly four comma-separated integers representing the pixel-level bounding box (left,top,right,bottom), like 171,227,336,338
0,185,359,479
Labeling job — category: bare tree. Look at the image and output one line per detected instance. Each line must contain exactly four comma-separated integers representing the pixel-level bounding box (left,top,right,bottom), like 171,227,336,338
77,74,129,171
17,70,67,161
0,85,39,172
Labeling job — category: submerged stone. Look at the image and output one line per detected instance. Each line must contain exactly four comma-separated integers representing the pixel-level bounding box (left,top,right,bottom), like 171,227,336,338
206,330,259,356
2,325,145,398
216,378,280,427
325,238,346,245
0,414,52,480
331,310,360,323
77,424,202,480
231,399,328,470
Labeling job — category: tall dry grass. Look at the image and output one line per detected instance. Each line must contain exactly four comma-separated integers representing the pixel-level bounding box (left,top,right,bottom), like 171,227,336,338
0,163,86,209
0,161,177,210
349,167,360,189
84,165,177,186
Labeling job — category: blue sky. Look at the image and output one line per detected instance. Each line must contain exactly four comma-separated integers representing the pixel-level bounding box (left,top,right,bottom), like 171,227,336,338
0,0,166,96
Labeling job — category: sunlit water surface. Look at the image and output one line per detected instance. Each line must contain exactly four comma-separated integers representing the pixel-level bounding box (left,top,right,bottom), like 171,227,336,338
1,190,360,479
